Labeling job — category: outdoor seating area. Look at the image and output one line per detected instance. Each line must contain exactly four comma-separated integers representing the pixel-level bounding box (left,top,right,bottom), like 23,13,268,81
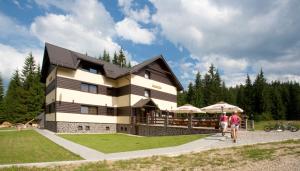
135,102,247,130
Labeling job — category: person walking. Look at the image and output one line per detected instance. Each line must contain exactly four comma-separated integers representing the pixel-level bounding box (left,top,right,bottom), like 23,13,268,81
229,111,241,143
219,112,228,136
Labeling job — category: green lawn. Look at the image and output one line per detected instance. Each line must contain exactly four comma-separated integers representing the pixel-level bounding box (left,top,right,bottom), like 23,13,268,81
0,127,15,130
0,130,82,164
2,139,299,171
59,134,207,153
254,120,300,130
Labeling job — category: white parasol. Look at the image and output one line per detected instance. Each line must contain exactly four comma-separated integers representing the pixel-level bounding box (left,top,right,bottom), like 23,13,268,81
171,104,206,114
200,101,243,113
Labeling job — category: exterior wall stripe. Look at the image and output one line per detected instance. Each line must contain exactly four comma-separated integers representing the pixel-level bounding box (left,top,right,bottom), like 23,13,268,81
56,112,130,124
54,101,132,116
46,78,56,95
56,76,177,102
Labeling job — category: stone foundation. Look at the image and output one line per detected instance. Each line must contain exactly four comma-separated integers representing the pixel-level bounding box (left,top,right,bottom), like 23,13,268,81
45,121,57,132
45,121,218,135
55,122,116,133
116,124,131,134
137,125,220,136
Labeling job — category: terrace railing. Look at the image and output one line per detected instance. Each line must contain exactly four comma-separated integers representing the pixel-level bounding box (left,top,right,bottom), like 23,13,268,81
135,116,219,129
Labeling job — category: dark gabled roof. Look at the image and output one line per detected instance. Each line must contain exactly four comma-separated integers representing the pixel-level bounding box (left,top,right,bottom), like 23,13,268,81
42,43,129,80
41,43,183,90
129,55,183,91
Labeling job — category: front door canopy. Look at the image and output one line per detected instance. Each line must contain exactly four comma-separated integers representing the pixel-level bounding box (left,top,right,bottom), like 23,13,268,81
133,98,159,109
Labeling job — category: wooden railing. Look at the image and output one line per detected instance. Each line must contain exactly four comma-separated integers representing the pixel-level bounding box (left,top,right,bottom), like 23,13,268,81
135,116,219,129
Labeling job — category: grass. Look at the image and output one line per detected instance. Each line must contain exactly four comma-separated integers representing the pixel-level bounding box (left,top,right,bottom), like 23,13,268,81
240,148,274,160
2,139,299,171
59,133,207,153
0,130,82,164
0,127,16,130
254,120,300,130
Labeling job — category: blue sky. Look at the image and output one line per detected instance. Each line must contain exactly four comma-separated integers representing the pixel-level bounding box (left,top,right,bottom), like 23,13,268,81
0,0,300,90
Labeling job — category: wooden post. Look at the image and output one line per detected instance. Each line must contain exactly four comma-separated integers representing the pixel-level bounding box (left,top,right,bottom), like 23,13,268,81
165,111,169,127
188,114,193,129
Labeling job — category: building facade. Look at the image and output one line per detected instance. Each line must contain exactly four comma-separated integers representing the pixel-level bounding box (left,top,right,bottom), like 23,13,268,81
41,43,183,134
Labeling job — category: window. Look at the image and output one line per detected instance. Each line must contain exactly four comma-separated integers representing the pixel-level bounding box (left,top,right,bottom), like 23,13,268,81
145,70,150,79
89,85,97,94
85,126,90,131
106,126,110,131
81,66,99,74
89,106,98,115
81,83,97,94
80,106,89,114
107,107,115,115
46,103,56,113
78,126,83,130
81,83,89,92
144,89,150,98
81,106,98,115
107,87,114,96
89,68,98,74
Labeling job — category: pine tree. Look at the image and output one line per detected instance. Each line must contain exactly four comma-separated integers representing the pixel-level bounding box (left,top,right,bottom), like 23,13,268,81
0,73,4,122
203,72,211,106
270,84,285,120
186,82,195,105
20,53,45,121
214,69,222,101
101,50,110,62
0,73,3,103
253,69,271,120
203,64,221,105
27,65,45,120
112,51,119,65
118,48,126,67
4,70,27,123
244,74,253,115
127,61,132,68
236,85,246,111
22,53,36,90
177,91,187,106
194,71,204,107
287,83,300,120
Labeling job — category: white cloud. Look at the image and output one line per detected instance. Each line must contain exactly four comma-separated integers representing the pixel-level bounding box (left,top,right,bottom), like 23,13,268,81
0,43,43,81
118,0,151,24
150,0,300,87
31,0,120,56
116,18,155,45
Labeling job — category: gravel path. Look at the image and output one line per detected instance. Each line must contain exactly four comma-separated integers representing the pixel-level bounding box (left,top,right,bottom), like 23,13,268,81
0,130,299,168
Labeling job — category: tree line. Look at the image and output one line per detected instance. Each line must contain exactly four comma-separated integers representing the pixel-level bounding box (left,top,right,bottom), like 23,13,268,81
0,54,44,123
99,48,132,68
178,64,300,121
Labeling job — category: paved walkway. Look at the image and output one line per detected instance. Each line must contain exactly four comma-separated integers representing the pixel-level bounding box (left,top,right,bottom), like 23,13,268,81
35,129,105,160
105,130,300,160
0,129,299,168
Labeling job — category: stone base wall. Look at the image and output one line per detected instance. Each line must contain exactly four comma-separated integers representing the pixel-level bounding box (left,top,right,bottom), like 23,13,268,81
137,125,220,136
55,122,117,133
45,121,57,132
116,124,131,134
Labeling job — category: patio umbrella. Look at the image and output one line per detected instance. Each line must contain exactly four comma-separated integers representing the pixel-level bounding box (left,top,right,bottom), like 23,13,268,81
171,104,206,113
200,101,243,113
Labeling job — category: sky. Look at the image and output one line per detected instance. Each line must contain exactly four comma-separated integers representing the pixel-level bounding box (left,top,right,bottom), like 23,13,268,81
0,0,300,90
